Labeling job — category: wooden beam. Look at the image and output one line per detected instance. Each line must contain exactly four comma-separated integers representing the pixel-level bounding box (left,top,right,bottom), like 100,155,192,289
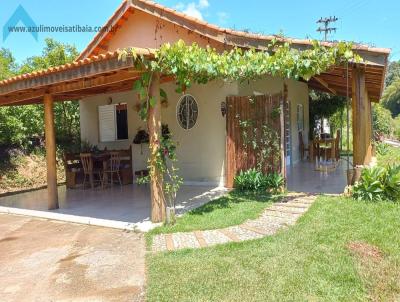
148,72,166,222
0,71,142,105
313,76,337,95
352,67,372,166
43,94,59,210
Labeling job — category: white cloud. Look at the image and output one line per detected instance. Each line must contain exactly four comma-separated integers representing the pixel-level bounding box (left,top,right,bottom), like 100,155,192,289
183,3,204,20
174,2,185,10
178,0,210,20
217,11,229,25
198,0,209,9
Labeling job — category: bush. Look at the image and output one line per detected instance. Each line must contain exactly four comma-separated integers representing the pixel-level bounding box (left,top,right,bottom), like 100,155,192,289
234,169,267,192
372,103,394,139
266,172,285,194
376,142,390,156
234,169,284,193
352,165,400,202
394,116,400,140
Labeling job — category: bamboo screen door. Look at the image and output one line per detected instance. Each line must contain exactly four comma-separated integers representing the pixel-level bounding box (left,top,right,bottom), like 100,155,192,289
225,93,287,188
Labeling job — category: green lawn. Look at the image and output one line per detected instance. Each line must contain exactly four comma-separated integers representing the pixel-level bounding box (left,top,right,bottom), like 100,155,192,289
147,192,280,240
377,144,400,166
147,196,400,301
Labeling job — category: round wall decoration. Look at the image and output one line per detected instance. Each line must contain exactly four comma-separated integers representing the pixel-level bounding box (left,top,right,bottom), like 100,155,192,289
177,94,198,130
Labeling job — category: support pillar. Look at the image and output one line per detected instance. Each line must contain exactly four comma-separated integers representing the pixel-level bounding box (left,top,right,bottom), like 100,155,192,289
352,66,373,166
44,94,59,210
147,73,166,222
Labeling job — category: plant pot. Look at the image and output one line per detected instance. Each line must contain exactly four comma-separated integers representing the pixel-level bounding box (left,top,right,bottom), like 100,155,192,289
165,206,176,225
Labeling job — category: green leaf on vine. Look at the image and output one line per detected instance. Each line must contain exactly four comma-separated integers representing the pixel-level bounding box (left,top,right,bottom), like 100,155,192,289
160,88,168,101
149,96,157,107
133,80,142,92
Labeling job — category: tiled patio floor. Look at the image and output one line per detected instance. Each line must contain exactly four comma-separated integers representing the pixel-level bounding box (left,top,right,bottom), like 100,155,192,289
0,184,227,231
287,158,349,194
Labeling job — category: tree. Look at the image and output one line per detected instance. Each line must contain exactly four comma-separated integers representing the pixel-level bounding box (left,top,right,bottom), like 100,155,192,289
385,60,400,87
0,39,81,150
19,38,80,149
381,79,400,117
372,103,393,139
0,48,17,80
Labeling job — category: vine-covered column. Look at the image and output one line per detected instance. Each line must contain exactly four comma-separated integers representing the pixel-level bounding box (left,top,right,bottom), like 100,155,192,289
148,72,166,222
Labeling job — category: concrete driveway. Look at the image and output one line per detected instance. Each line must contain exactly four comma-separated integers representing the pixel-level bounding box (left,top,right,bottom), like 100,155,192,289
0,213,145,302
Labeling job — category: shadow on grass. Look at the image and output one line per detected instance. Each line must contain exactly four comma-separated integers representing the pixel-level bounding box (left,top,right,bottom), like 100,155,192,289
188,190,273,216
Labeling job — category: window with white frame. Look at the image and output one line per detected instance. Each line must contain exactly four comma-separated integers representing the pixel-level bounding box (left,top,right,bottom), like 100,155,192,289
98,103,128,142
177,94,198,130
297,104,304,132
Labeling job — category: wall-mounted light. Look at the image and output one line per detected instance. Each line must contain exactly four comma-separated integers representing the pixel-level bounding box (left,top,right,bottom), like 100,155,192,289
220,101,227,117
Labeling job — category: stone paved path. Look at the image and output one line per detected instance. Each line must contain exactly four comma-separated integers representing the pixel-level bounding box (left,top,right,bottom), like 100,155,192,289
152,193,316,252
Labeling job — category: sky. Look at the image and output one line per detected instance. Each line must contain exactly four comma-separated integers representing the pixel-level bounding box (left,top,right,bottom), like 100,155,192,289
1,0,399,63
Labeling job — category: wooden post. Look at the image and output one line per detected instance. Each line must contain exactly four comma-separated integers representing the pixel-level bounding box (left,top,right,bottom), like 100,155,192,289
147,73,166,222
44,94,59,210
352,66,372,166
280,84,288,180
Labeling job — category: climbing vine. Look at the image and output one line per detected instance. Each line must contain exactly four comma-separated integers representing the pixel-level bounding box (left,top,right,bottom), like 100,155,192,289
119,38,360,119
118,38,360,221
238,97,281,172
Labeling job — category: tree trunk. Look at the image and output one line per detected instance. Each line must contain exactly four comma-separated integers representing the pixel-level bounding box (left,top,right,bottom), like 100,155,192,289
147,73,166,222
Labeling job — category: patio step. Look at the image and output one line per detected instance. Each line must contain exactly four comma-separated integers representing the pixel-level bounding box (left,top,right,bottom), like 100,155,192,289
151,194,317,252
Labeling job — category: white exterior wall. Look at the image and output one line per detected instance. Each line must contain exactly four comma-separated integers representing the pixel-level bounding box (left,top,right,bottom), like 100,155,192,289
80,80,238,186
79,77,308,185
79,7,309,186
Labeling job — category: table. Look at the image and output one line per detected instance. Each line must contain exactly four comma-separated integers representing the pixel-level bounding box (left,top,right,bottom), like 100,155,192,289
311,138,338,172
91,153,110,188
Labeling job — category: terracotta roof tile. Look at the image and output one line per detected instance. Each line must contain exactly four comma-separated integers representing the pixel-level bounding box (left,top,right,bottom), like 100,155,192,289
76,0,390,61
0,47,155,86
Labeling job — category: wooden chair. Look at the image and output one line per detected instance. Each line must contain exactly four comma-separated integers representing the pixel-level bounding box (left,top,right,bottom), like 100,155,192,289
80,153,103,189
103,151,122,187
299,131,309,160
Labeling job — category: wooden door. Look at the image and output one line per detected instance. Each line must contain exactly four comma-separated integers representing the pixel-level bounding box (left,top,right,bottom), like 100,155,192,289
225,93,285,188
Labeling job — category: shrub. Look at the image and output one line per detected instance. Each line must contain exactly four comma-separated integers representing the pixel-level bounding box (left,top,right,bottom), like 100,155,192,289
234,169,284,193
376,142,390,156
266,172,285,193
372,103,394,139
234,169,268,192
394,116,400,140
352,165,400,202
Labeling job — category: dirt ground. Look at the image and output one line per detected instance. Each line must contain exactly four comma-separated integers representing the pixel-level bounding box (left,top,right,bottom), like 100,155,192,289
0,213,146,302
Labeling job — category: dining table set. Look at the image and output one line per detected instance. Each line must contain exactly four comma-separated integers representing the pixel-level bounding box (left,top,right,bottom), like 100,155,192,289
309,132,340,172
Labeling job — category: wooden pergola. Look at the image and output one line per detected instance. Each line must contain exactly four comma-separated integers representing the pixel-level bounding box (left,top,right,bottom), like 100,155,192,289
0,42,390,222
0,48,168,221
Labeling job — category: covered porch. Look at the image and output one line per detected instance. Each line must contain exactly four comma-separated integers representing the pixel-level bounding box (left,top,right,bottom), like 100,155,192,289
0,185,226,231
0,42,389,224
287,158,350,194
